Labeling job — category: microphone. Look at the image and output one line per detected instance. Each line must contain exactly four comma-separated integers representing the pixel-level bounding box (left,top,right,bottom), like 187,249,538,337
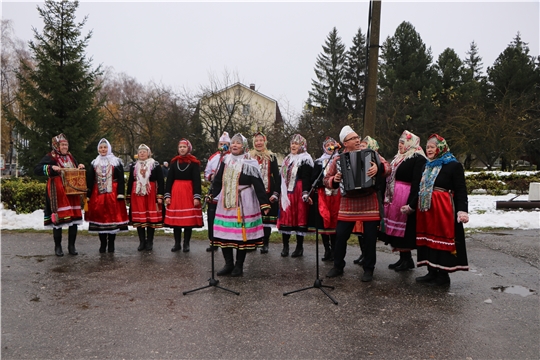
218,144,229,152
327,144,341,151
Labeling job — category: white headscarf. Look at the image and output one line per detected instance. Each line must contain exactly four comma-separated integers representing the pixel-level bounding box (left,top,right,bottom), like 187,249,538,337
91,138,120,168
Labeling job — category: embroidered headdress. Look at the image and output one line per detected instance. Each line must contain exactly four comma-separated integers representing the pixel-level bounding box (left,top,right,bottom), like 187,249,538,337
219,131,231,143
51,133,68,152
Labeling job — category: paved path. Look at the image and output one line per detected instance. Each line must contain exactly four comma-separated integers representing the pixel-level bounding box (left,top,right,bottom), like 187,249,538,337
1,230,538,359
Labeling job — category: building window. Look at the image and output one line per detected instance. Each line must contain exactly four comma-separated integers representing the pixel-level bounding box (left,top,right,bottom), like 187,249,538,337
226,104,234,114
243,104,251,116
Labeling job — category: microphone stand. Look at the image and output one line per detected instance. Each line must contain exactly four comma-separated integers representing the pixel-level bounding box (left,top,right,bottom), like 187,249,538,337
283,146,340,305
184,146,239,296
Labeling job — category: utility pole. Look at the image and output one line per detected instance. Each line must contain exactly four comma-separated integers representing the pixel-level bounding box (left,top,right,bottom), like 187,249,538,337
363,0,382,137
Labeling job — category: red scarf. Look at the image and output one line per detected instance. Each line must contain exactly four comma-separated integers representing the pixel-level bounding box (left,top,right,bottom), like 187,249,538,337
170,154,200,166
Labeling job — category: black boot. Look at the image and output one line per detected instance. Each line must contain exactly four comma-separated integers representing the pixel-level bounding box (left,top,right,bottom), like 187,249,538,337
291,235,304,257
321,234,332,261
281,234,290,257
53,228,64,256
206,245,218,252
217,248,234,276
354,235,365,265
146,227,155,251
395,251,415,271
137,227,146,251
416,267,438,283
171,228,182,252
183,228,191,252
98,233,107,253
107,234,116,253
260,227,270,254
260,238,269,254
231,250,246,277
67,225,78,255
429,270,451,286
388,250,404,269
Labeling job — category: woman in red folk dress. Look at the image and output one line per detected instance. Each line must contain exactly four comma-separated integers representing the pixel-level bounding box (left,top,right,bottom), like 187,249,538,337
308,137,341,261
34,133,85,256
164,139,203,253
86,138,129,253
126,144,164,252
416,134,469,286
277,134,314,258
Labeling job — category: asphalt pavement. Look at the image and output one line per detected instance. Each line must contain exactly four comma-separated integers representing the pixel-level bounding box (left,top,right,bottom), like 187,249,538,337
1,229,539,359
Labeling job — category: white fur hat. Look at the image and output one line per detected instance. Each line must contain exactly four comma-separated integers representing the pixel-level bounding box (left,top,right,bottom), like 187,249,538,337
219,131,231,143
339,125,355,143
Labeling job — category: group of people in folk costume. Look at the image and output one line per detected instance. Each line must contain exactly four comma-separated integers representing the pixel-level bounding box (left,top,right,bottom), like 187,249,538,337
37,124,469,286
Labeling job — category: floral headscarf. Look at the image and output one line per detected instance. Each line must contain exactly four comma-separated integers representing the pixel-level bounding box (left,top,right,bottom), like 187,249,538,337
418,134,458,211
280,134,313,211
290,134,307,153
52,133,68,153
317,137,339,197
361,136,380,151
385,130,426,203
49,133,76,168
231,133,249,153
178,138,192,154
222,133,261,208
249,131,274,162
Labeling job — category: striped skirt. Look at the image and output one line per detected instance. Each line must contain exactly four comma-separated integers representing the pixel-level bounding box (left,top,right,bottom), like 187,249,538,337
384,181,410,238
164,180,203,228
213,185,264,249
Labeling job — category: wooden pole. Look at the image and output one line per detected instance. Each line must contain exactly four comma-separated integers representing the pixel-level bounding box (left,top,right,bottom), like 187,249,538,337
363,0,382,138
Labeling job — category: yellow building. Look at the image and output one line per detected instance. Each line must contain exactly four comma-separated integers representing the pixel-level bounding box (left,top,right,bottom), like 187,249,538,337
198,82,283,141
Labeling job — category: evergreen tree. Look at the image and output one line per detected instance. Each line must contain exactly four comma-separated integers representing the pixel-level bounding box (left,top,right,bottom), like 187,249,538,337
376,21,437,151
485,33,539,169
9,0,103,173
344,27,367,122
307,27,348,119
463,41,484,81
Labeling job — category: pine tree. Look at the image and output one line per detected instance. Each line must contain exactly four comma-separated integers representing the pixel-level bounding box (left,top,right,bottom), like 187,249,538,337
307,27,348,119
9,0,103,172
463,41,484,81
485,33,539,169
377,21,438,150
344,27,367,122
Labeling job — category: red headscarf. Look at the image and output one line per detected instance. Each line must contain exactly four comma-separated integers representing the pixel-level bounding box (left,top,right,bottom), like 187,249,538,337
170,138,200,165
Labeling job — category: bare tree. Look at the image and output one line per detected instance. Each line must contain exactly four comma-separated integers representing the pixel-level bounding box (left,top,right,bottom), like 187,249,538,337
1,19,31,169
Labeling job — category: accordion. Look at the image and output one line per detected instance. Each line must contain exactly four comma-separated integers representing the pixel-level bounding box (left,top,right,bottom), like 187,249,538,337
339,149,379,191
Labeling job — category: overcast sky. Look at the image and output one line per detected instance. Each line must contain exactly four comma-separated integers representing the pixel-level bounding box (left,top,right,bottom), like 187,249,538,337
2,1,539,117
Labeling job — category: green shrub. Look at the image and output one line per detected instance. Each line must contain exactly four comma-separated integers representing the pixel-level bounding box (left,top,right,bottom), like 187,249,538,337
465,171,540,194
1,177,47,214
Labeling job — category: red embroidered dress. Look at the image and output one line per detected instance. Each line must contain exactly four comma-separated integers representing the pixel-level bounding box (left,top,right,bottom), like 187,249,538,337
34,152,83,228
126,159,164,228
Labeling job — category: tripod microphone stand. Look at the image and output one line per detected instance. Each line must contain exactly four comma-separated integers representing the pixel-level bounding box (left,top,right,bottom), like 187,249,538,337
183,225,239,296
283,147,339,305
183,146,239,296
